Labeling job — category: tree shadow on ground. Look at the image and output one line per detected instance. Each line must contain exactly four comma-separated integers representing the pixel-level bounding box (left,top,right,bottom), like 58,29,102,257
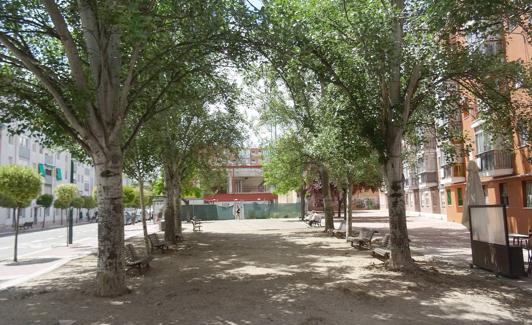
5,258,60,266
0,225,530,325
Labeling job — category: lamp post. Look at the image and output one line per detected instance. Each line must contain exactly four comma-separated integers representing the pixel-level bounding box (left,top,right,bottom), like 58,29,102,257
67,157,74,245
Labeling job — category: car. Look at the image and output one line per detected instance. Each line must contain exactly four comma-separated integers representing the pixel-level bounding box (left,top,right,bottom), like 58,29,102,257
124,211,133,225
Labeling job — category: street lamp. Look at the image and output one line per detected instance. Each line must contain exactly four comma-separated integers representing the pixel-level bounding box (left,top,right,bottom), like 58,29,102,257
67,157,74,245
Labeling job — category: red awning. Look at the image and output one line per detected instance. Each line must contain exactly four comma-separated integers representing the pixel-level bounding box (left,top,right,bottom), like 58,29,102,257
203,193,278,202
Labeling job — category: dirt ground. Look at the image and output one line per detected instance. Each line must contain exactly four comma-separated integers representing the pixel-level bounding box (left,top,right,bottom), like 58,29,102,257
1,213,531,325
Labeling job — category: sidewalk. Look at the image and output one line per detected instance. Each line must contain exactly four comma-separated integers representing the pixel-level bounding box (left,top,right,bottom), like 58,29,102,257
0,222,159,290
0,219,95,237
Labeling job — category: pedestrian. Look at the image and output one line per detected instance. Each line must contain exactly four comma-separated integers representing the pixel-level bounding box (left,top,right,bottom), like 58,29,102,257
236,205,241,220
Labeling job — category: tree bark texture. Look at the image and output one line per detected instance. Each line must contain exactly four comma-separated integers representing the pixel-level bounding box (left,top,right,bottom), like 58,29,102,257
175,181,183,241
337,190,342,219
94,154,128,297
385,136,414,269
385,0,414,270
299,186,306,220
164,167,177,244
319,165,334,231
346,180,353,240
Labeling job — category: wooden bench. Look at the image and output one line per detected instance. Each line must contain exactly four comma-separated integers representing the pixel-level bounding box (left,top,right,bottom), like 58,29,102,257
124,244,152,273
192,218,202,232
347,228,377,250
372,247,390,260
148,233,169,252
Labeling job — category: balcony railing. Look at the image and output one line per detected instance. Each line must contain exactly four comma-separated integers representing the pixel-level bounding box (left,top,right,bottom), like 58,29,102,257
477,150,512,172
404,176,418,188
442,163,466,179
44,154,54,166
419,171,438,185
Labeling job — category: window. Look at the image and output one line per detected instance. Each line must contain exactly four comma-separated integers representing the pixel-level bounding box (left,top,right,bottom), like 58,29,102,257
8,156,13,164
422,192,430,207
8,135,14,144
483,185,489,204
447,189,452,205
56,153,61,159
524,182,532,208
517,120,529,147
32,143,36,152
474,127,492,154
499,183,509,206
457,188,463,206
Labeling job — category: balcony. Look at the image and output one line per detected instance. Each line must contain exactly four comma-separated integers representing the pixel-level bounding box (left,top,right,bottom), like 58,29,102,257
441,163,466,184
477,150,513,177
44,154,54,166
404,176,419,190
418,171,438,188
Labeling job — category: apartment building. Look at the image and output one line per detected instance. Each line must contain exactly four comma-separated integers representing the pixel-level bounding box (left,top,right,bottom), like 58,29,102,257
0,125,96,226
226,148,269,194
403,22,531,233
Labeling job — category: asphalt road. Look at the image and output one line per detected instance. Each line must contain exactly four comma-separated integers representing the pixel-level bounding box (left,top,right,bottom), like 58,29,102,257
0,223,100,261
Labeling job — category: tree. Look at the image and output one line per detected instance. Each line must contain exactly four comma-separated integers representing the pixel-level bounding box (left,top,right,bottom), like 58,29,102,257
71,196,84,222
81,196,97,219
263,133,314,220
145,73,244,243
0,165,41,262
122,186,136,208
254,0,528,270
36,194,54,228
123,131,158,254
0,0,248,296
55,184,77,225
0,192,17,228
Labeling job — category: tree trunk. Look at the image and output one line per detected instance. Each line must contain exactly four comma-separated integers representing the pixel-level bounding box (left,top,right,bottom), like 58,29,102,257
337,189,342,219
14,206,20,262
384,0,414,270
385,134,414,269
299,185,306,220
346,180,353,240
319,164,334,231
164,166,177,244
175,180,183,241
343,187,347,219
94,154,128,297
42,209,46,228
139,177,150,255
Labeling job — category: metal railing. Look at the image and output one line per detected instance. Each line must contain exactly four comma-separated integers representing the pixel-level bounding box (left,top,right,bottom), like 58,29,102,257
477,150,512,172
419,171,438,184
442,163,466,179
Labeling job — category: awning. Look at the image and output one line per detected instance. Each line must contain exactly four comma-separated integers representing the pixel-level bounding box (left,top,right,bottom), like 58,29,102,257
38,163,45,177
56,168,62,181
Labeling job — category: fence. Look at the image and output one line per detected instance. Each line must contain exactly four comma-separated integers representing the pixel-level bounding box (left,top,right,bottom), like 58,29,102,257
180,203,300,220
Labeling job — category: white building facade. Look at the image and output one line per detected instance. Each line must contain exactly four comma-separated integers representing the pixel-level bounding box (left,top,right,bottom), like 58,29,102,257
0,124,96,226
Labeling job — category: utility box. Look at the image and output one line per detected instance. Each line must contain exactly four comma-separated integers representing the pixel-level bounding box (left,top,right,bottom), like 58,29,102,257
469,205,525,278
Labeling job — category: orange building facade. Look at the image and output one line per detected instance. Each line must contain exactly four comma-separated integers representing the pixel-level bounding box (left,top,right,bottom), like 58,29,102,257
444,24,531,233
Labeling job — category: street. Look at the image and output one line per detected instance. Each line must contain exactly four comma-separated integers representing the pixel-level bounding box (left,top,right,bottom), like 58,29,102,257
0,223,98,261
0,222,159,289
